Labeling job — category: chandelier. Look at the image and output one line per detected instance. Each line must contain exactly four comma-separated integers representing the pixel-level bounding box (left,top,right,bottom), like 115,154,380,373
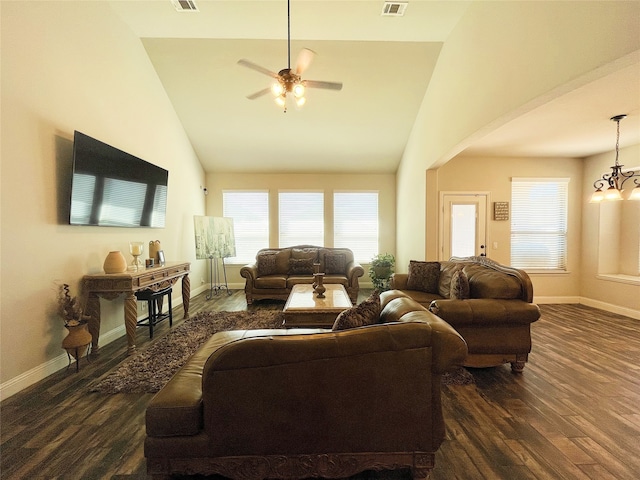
590,114,640,202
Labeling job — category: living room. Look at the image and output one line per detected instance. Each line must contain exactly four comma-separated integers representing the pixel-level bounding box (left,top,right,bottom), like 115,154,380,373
1,0,639,429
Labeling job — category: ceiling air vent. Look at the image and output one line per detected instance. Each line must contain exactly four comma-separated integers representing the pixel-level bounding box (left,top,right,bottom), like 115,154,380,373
171,0,199,12
381,2,408,17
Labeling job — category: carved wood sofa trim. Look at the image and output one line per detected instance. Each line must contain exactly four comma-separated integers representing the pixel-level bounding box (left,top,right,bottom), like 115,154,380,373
147,451,434,480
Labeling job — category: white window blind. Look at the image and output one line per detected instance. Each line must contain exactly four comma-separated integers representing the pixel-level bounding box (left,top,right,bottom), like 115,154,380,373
223,191,269,264
511,178,568,271
334,192,379,263
279,192,324,247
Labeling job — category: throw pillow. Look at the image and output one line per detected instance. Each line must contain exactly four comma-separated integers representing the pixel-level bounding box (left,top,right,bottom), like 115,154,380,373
332,291,380,331
288,258,314,275
406,260,440,293
324,253,346,274
256,253,277,276
450,268,470,299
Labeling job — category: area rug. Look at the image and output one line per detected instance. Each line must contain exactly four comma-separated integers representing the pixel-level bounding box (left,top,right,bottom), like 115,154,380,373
90,310,473,394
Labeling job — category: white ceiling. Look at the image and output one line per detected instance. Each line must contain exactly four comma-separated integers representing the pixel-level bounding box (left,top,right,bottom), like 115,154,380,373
110,0,640,174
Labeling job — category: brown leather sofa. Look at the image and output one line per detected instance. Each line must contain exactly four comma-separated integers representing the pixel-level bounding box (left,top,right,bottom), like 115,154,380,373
391,256,540,372
144,292,468,480
240,245,364,304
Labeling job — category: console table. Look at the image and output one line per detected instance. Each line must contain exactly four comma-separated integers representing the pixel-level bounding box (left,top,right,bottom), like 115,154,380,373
82,262,190,355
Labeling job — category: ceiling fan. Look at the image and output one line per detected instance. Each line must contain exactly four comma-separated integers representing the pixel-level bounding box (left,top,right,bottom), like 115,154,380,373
237,0,343,112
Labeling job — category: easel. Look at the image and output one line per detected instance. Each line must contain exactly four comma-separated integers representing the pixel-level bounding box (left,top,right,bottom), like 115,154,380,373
206,255,231,299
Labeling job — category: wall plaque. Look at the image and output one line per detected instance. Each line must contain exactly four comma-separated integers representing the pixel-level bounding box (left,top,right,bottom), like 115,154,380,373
493,202,509,221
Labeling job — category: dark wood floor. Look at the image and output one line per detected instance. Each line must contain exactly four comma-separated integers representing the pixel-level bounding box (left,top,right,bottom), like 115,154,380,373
1,290,639,479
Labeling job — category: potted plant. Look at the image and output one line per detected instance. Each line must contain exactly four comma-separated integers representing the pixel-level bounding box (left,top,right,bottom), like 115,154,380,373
369,253,395,291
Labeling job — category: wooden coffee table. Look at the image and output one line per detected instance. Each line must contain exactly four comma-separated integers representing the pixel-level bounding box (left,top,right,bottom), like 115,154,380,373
283,284,353,328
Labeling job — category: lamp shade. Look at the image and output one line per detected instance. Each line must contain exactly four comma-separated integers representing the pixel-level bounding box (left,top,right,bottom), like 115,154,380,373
604,187,623,201
590,189,604,203
628,186,640,201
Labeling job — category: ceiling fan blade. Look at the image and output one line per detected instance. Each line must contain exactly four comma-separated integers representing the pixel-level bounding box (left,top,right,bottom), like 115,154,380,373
295,48,315,75
246,87,272,100
304,80,343,91
237,59,279,79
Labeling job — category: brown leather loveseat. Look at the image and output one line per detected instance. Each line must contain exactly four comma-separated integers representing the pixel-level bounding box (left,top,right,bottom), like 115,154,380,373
240,245,364,304
145,291,467,480
391,256,540,372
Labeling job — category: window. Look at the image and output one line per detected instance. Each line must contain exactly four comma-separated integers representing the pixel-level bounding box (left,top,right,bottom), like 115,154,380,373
223,191,269,263
511,178,568,271
279,192,324,247
334,192,379,262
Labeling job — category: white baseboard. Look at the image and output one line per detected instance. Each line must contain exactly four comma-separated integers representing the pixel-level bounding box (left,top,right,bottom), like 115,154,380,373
532,295,638,320
0,321,127,401
578,297,640,320
0,294,187,401
534,296,581,304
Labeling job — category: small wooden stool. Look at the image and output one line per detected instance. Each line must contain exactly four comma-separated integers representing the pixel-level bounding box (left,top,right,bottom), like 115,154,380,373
135,286,173,339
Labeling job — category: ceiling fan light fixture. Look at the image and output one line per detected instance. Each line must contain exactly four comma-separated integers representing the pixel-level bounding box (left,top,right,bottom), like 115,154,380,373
272,82,284,97
237,0,342,110
293,83,305,98
295,96,306,107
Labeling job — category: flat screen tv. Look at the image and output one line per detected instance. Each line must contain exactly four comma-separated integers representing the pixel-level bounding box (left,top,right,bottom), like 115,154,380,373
69,131,168,227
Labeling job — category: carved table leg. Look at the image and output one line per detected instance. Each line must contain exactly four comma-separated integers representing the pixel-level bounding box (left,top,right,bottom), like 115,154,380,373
182,274,191,319
85,292,101,356
124,292,138,355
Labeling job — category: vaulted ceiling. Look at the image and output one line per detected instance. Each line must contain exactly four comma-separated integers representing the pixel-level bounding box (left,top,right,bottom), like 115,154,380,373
110,1,640,174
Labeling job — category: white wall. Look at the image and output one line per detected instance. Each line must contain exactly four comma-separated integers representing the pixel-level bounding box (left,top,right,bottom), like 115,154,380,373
396,1,640,268
1,1,207,398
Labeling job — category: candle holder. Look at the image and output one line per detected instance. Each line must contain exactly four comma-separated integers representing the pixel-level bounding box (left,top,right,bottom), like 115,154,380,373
129,241,144,271
313,273,326,298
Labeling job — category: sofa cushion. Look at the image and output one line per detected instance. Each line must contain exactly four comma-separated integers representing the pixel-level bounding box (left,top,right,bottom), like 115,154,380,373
324,253,346,274
438,262,460,298
450,268,470,299
257,253,278,276
406,261,440,293
463,265,522,299
255,275,288,289
255,248,291,275
286,275,315,288
332,291,380,330
288,258,315,275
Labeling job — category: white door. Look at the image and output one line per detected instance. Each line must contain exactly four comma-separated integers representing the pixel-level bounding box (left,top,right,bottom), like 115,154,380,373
441,194,488,260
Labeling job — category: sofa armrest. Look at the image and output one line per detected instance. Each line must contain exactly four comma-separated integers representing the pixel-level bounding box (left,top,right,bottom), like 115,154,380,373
239,263,258,284
428,298,541,327
390,273,408,290
345,261,365,284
